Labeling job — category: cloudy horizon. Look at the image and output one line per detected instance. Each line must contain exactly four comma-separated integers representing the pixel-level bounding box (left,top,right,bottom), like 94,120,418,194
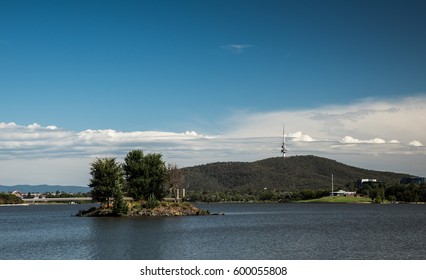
0,94,424,186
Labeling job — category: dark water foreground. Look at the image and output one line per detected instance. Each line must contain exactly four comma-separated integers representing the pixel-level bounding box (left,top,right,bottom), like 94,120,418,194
0,203,425,260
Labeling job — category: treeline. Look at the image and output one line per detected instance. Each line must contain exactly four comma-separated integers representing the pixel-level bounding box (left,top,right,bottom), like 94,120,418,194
44,191,90,198
185,183,426,203
186,189,331,203
0,193,24,204
358,182,426,203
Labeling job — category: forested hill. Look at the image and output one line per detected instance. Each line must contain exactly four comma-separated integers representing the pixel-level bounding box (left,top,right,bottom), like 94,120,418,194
182,155,411,192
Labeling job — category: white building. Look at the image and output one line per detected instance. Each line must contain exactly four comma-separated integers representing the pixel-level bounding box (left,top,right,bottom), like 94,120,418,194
330,190,356,197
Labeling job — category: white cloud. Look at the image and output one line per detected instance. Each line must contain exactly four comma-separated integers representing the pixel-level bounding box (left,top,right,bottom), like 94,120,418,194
221,44,254,54
0,123,211,160
27,123,42,129
341,136,386,144
226,95,426,143
0,122,17,128
46,125,58,130
288,131,316,142
409,140,424,147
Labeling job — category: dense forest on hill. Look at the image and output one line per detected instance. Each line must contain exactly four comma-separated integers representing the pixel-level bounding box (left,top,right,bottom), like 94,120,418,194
183,155,410,193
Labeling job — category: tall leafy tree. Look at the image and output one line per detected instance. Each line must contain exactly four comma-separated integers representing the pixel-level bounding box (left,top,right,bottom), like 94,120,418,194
112,188,128,216
123,150,146,200
123,150,167,200
89,157,124,208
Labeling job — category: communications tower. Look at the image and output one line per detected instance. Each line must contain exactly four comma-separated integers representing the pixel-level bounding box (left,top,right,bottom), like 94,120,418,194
281,124,287,158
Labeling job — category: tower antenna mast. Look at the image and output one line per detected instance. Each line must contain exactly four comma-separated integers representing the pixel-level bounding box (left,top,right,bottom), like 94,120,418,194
281,123,287,158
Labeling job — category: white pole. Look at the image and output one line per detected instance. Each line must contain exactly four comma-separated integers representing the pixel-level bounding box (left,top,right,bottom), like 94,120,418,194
331,174,334,196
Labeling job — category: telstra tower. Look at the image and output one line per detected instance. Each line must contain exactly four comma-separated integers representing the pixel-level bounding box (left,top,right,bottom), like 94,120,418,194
281,124,287,158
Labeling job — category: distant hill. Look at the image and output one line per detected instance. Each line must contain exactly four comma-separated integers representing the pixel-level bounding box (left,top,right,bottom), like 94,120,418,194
0,185,90,194
182,155,411,192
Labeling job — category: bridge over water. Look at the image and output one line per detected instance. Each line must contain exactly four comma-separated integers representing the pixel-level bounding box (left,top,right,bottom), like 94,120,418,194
22,197,93,203
22,197,135,203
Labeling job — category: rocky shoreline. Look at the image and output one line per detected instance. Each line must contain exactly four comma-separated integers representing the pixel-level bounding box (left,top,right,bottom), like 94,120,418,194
77,201,210,217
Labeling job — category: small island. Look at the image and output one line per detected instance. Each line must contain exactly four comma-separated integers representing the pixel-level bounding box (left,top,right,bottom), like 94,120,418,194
77,201,209,217
77,149,210,217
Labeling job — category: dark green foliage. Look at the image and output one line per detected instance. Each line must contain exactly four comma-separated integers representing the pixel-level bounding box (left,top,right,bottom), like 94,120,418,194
112,191,128,216
259,189,276,201
0,193,24,204
123,150,145,200
183,156,410,193
89,157,124,207
123,150,167,200
146,193,159,209
185,188,330,202
45,192,89,198
374,196,383,203
385,183,426,202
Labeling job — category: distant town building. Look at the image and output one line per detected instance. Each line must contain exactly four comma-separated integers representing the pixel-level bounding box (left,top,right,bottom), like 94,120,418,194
330,190,356,197
11,190,24,198
400,177,425,184
356,179,378,188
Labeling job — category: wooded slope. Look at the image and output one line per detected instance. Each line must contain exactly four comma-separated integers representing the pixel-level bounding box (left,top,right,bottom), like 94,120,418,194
183,155,410,191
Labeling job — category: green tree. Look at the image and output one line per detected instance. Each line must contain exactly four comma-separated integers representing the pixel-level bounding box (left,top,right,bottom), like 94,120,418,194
123,150,167,200
123,150,146,200
112,188,128,216
89,157,124,208
146,193,159,209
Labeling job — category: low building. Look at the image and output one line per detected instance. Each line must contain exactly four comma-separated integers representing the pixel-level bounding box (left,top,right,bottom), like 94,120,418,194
11,190,24,198
357,179,377,188
330,190,356,197
400,177,425,184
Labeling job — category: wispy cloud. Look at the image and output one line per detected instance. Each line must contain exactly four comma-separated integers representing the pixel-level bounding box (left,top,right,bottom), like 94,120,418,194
340,136,386,144
221,44,254,54
226,95,426,143
0,122,212,160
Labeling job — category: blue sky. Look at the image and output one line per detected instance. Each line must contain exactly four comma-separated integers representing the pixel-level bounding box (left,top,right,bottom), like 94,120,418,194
0,0,425,185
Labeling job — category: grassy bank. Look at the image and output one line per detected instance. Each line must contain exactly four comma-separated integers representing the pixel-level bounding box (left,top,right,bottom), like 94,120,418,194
298,196,372,203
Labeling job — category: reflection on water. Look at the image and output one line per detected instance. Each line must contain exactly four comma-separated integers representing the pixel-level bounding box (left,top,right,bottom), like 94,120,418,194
0,203,425,259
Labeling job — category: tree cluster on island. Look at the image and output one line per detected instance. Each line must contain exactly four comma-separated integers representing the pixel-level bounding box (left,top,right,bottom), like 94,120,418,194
82,149,207,217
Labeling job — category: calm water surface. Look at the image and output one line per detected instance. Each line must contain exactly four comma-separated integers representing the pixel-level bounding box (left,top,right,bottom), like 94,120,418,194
0,203,425,260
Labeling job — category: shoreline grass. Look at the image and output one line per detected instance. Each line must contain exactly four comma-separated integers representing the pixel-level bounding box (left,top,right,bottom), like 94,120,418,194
298,196,373,204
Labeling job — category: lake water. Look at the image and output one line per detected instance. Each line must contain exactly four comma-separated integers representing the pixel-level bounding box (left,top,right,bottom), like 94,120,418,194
0,203,425,260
